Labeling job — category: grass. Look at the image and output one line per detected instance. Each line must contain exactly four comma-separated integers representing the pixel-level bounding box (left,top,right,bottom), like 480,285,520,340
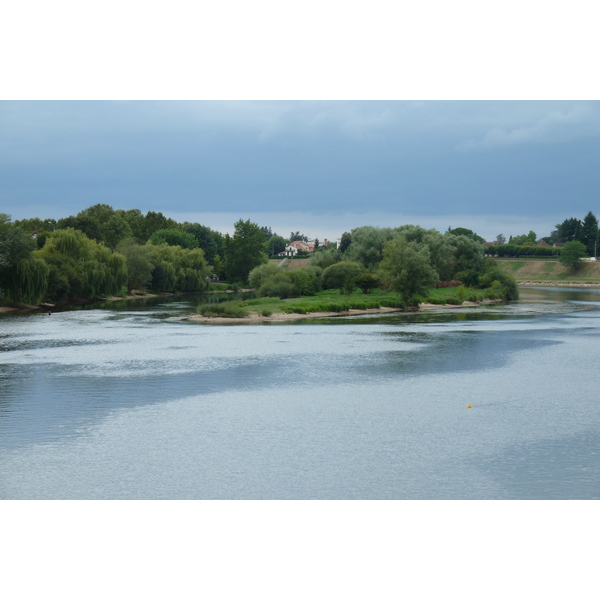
197,286,495,319
497,258,600,282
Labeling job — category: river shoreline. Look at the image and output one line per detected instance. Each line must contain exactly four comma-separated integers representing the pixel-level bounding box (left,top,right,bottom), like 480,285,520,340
517,281,600,288
0,288,249,314
187,300,498,324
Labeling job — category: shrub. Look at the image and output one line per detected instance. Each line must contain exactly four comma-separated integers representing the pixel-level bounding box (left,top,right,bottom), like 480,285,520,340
258,274,295,298
196,301,249,318
260,308,272,317
248,263,283,289
244,297,281,306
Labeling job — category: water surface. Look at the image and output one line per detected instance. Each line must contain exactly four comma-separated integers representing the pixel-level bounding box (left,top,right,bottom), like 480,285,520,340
1,287,599,499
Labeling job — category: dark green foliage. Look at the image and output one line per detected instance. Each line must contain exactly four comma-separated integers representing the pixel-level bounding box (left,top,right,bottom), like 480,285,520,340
559,240,588,268
148,229,199,250
310,248,341,269
148,244,210,292
377,236,439,304
267,235,286,256
478,264,519,300
223,219,268,283
551,217,581,244
289,231,308,242
339,231,352,253
116,240,154,292
4,256,49,304
248,263,283,290
354,272,380,294
447,227,485,244
344,226,396,270
258,273,295,298
182,222,224,263
489,245,561,258
288,268,321,296
56,204,134,250
580,212,598,256
321,261,364,293
1,214,39,303
35,228,127,301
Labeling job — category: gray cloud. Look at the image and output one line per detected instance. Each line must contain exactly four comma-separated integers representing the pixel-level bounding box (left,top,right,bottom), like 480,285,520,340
457,103,600,151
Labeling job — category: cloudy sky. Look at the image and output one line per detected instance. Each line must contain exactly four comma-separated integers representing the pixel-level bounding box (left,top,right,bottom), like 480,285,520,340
2,100,599,242
2,3,599,243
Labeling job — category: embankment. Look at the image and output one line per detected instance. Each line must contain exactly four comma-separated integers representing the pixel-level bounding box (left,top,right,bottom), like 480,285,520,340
496,259,600,287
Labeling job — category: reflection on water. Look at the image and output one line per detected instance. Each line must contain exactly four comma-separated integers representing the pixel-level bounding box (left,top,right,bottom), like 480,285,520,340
1,286,600,499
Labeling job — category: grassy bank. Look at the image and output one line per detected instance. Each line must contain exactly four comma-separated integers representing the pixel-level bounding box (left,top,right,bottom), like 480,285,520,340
496,259,600,284
195,286,498,320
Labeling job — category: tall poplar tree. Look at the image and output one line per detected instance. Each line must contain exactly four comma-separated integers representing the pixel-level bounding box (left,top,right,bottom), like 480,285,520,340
223,219,268,284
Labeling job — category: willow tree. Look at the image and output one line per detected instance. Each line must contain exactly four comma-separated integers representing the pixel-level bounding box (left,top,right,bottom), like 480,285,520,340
1,214,46,305
35,228,127,301
148,243,210,292
4,257,49,304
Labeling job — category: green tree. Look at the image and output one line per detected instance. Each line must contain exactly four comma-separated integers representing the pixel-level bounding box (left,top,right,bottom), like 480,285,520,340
116,240,154,292
559,240,588,268
148,229,199,250
377,236,439,304
223,219,268,284
447,227,485,244
57,204,133,249
344,226,396,270
395,225,456,281
580,211,598,257
36,228,127,301
321,261,364,294
267,235,287,256
288,267,321,296
143,211,180,241
182,222,224,263
551,217,581,244
289,231,308,242
354,272,380,294
478,264,519,300
147,244,210,292
0,214,45,304
339,231,352,253
310,248,341,269
248,263,284,290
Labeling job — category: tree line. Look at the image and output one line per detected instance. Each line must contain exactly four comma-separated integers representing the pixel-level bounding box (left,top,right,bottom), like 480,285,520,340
245,224,519,305
0,203,321,306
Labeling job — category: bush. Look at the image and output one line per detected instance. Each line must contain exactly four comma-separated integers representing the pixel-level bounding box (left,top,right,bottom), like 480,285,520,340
196,301,249,318
321,261,364,293
260,308,272,317
248,263,283,289
244,297,281,306
258,274,295,298
288,268,320,296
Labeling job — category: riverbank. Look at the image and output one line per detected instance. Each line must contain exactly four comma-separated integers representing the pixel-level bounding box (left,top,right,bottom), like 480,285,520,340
497,259,600,286
188,299,498,324
0,288,244,314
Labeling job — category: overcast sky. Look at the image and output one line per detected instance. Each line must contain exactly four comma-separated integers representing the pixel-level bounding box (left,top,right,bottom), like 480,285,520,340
2,100,599,241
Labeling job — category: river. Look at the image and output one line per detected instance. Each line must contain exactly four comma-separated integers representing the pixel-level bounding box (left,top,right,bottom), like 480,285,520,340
1,287,599,499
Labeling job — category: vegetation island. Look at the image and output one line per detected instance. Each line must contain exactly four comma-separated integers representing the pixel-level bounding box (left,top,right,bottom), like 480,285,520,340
2,204,600,319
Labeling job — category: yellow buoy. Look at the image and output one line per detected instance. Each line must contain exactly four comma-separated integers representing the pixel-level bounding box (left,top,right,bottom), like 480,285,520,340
466,403,472,408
